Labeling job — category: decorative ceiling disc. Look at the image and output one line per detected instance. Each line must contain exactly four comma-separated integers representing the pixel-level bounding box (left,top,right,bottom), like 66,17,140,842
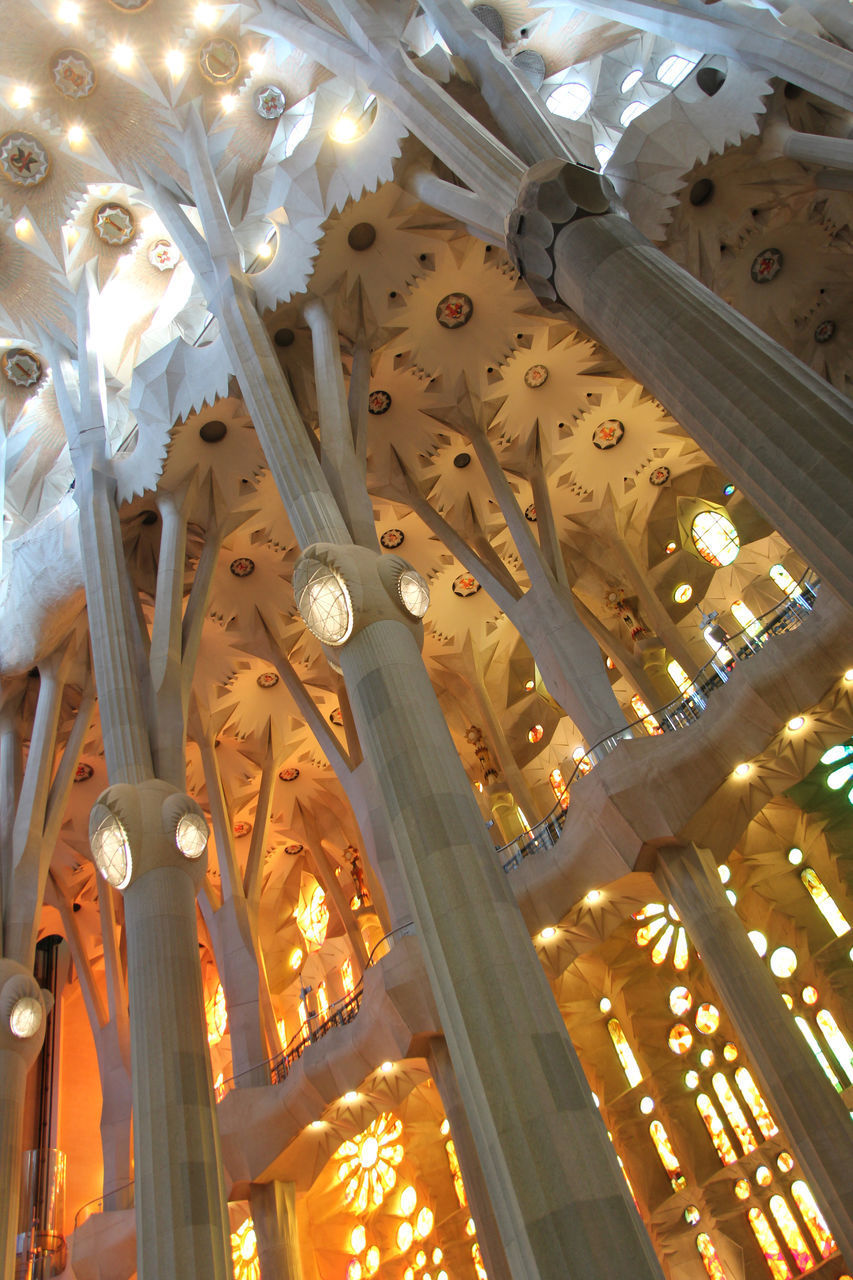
284,843,303,855
524,503,537,522
524,364,549,389
592,418,625,450
51,49,96,98
148,238,181,271
649,465,671,486
368,390,391,415
452,572,481,598
750,248,783,284
329,707,344,726
74,762,94,782
255,85,285,119
436,292,473,329
199,38,241,83
0,133,49,186
814,319,835,344
279,766,300,782
256,671,279,688
230,556,255,577
380,528,404,549
93,202,135,246
2,348,42,387
233,820,251,838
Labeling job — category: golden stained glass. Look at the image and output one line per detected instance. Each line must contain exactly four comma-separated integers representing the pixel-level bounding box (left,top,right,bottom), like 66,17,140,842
790,1181,835,1260
747,1208,793,1280
768,1195,813,1272
696,1094,737,1165
668,1023,693,1055
334,1113,404,1212
711,1074,756,1155
695,1003,720,1035
734,1067,778,1138
607,1018,644,1087
696,1232,730,1280
669,986,692,1016
815,1009,853,1085
800,868,850,937
341,957,355,995
635,904,689,969
295,882,329,949
649,1120,686,1190
795,1016,842,1090
206,982,228,1046
231,1218,260,1280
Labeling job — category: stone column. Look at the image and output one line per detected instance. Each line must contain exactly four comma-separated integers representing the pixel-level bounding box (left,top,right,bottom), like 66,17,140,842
505,160,853,601
293,544,663,1280
0,960,51,1280
656,842,853,1262
427,1037,513,1280
249,1181,304,1280
765,121,853,172
94,780,231,1280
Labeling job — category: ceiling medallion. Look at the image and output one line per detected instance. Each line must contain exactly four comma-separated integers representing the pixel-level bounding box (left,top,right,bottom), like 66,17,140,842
284,842,303,855
523,364,549,389
255,85,285,119
256,671,279,689
229,556,255,577
649,465,671,486
524,503,537,522
436,292,473,329
592,418,625,450
814,319,836,344
452,572,481,598
2,348,42,387
93,202,135,246
368,389,391,415
279,766,300,782
199,38,241,84
329,707,344,727
380,528,404,549
74,762,94,782
233,820,252,838
148,239,181,271
750,247,783,284
0,133,49,186
51,49,96,99
108,0,152,9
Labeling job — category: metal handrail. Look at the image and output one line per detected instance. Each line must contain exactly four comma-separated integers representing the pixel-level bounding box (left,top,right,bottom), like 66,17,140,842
216,921,416,1099
499,571,820,872
72,1179,135,1233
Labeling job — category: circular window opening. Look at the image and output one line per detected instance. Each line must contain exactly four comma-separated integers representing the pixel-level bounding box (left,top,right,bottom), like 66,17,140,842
690,510,740,566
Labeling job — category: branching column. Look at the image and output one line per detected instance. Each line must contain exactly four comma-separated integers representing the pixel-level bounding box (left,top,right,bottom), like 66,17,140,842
656,843,853,1263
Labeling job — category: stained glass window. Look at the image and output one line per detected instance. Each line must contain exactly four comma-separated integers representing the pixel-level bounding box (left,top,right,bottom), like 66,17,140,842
668,1023,694,1055
649,1120,686,1190
734,1067,778,1138
711,1074,757,1155
341,957,355,995
703,624,734,663
631,695,663,735
549,767,570,810
691,511,740,566
669,986,692,1016
748,1208,793,1280
696,1233,730,1279
695,1004,720,1035
800,868,850,937
815,1009,853,1085
696,1094,738,1165
607,1018,644,1087
769,564,799,597
730,599,761,637
667,659,693,695
316,982,329,1020
634,904,689,969
822,740,853,802
794,1016,842,1091
790,1181,835,1259
768,1195,813,1272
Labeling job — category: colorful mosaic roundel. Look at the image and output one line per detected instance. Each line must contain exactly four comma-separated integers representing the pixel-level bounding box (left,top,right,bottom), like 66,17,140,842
51,49,96,98
750,247,783,284
93,203,135,246
814,319,835,344
256,671,279,689
524,503,537,522
230,557,255,577
452,572,481,598
380,528,404,549
199,38,241,83
329,707,344,727
436,292,473,329
279,766,300,782
0,133,49,186
74,761,94,782
368,389,391,415
255,85,286,119
2,348,42,387
592,418,624,451
649,465,670,486
285,842,303,855
233,820,252,838
524,364,548,389
148,239,181,271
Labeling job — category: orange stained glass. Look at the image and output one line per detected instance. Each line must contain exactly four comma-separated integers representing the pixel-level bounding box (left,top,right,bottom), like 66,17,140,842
549,767,570,810
636,915,668,946
795,1016,843,1091
472,1242,488,1280
711,1073,756,1155
316,982,329,1020
768,1195,813,1272
341,957,354,995
670,986,692,1016
673,927,689,970
800,868,850,937
734,1067,778,1138
631,695,663,735
748,1208,794,1280
298,999,309,1032
695,1003,720,1034
649,1120,686,1189
696,1233,730,1280
668,1023,694,1055
696,1094,737,1165
607,1018,643,1088
790,1181,836,1260
634,903,665,920
652,924,675,965
815,1009,853,1085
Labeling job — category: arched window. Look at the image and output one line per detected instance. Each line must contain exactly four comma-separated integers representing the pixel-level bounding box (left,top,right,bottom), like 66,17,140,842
666,659,692,695
730,599,761,637
696,1233,730,1279
769,563,799,597
657,54,698,85
546,82,591,119
747,1207,793,1279
711,1074,756,1155
691,510,740,566
768,1195,813,1272
790,1181,835,1260
794,1016,842,1091
734,1067,778,1138
649,1119,686,1190
607,1018,643,1088
815,1009,853,1085
696,1093,737,1165
800,868,850,937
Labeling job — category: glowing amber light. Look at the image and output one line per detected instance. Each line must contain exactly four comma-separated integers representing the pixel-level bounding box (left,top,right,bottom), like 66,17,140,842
695,1003,720,1035
295,883,329,949
800,867,851,937
649,1120,686,1190
696,1094,737,1165
415,1206,434,1239
634,904,689,969
668,1023,693,1055
711,1074,756,1155
734,1067,778,1138
350,1226,366,1254
748,1208,793,1280
397,1221,414,1251
790,1180,835,1259
777,1152,794,1173
289,948,303,971
696,1233,729,1280
607,1018,643,1087
802,985,818,1005
815,1009,853,1084
364,1246,380,1276
400,1185,418,1216
723,1042,738,1062
341,957,355,994
231,1219,260,1280
631,695,663,735
206,983,228,1045
528,723,544,744
335,1113,404,1213
735,1178,751,1199
769,1195,813,1271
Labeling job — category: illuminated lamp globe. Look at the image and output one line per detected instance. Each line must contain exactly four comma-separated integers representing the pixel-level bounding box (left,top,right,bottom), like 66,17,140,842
787,716,805,731
400,1185,417,1215
9,995,42,1038
297,563,353,646
176,811,208,858
397,1221,414,1251
599,997,612,1013
415,1206,434,1239
90,804,132,889
769,946,797,978
398,569,430,618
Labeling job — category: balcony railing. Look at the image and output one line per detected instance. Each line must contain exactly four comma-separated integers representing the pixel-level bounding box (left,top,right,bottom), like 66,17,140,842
72,1180,135,1233
499,573,820,872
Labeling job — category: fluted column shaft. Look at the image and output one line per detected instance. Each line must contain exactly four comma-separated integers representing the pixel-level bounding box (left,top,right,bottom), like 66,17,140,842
0,1049,27,1280
248,1181,304,1280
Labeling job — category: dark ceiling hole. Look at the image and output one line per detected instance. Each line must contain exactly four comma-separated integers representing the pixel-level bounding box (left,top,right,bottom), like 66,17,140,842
199,419,227,443
696,66,726,96
784,82,802,99
689,178,714,207
141,510,159,525
274,328,295,347
347,222,376,251
453,452,472,469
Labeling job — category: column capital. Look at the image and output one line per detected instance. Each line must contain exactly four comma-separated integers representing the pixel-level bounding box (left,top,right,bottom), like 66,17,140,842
88,779,209,893
0,957,52,1069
